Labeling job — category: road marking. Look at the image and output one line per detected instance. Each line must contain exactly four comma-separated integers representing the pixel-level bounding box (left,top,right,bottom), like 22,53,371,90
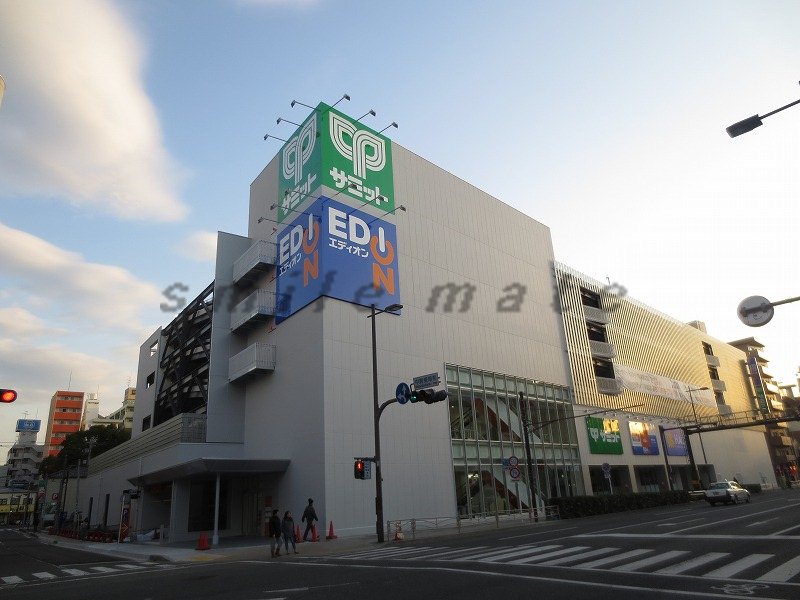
578,533,800,541
115,564,145,570
342,546,434,559
757,555,800,582
508,546,590,565
657,518,705,527
499,526,577,541
411,546,490,560
703,554,773,578
610,550,690,572
669,502,800,534
769,523,800,536
61,568,90,576
31,572,57,579
537,547,619,566
455,546,516,561
571,548,653,569
89,566,119,573
478,544,562,563
654,552,729,575
2,576,24,584
746,518,777,527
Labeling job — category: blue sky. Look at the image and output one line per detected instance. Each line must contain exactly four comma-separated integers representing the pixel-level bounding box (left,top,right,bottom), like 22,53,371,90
1,0,799,451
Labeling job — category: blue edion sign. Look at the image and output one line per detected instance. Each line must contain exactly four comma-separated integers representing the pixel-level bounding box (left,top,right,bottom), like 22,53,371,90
276,196,400,322
16,419,41,432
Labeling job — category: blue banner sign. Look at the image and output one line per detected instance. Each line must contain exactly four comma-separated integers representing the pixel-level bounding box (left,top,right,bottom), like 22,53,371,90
628,421,660,456
664,427,688,456
276,196,400,322
16,419,41,432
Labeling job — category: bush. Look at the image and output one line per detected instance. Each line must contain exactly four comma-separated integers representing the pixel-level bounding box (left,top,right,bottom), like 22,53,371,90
549,491,691,519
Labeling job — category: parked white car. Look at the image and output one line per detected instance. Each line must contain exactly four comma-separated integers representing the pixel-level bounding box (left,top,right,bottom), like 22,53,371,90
705,481,751,505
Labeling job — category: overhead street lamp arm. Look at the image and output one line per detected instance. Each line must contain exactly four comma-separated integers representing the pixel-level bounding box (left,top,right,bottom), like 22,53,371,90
726,85,800,137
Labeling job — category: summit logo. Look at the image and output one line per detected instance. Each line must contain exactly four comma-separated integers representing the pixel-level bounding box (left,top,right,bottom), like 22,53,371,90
282,117,317,185
329,113,386,179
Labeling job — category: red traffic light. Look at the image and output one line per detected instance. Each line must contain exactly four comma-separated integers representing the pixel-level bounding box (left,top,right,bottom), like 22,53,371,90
0,389,18,403
354,459,365,479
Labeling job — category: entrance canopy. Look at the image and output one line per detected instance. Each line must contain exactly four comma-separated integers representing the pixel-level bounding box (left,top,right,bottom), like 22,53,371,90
128,458,290,487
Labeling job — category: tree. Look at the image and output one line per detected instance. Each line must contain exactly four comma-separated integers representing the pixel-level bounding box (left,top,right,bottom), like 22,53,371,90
38,426,131,477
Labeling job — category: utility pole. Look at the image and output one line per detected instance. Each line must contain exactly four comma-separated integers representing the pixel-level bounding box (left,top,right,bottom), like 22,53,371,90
518,392,539,522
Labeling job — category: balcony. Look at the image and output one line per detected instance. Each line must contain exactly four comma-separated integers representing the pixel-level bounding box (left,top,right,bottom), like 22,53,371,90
711,379,727,393
231,290,277,332
596,377,624,396
229,343,277,382
232,241,277,285
582,305,609,325
589,340,616,359
705,354,720,367
771,434,793,447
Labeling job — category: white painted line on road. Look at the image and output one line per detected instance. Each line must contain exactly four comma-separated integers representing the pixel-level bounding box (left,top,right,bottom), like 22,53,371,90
454,546,515,561
571,548,653,569
478,544,562,563
508,546,590,565
342,546,434,559
702,554,773,578
115,564,145,570
537,547,619,567
580,532,800,541
769,523,800,536
654,552,729,575
61,568,89,576
610,550,690,572
499,526,577,541
746,518,778,527
409,546,489,560
655,508,694,515
657,518,705,527
89,566,119,573
31,572,57,579
2,576,24,584
757,555,800,582
668,502,800,534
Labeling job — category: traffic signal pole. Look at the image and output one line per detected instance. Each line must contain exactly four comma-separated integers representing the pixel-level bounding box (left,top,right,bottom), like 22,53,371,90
371,304,386,543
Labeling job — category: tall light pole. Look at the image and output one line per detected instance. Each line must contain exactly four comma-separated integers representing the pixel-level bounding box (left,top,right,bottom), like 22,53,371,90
686,386,710,489
369,302,403,543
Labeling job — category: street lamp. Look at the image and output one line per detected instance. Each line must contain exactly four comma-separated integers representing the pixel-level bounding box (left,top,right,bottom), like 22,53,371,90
726,86,800,137
738,294,800,327
368,302,403,543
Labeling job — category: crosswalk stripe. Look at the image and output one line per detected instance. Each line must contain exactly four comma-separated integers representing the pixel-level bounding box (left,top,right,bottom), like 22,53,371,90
89,566,119,573
2,576,24,584
115,564,145,570
454,547,515,561
479,545,562,563
757,555,800,582
410,546,490,560
571,548,653,569
654,552,729,575
371,547,441,560
509,546,590,565
343,546,434,559
610,550,690,572
32,572,57,579
538,547,619,567
703,554,773,578
61,568,90,576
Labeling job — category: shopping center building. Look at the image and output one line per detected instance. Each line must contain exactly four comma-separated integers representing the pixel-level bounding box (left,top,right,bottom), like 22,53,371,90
82,103,581,542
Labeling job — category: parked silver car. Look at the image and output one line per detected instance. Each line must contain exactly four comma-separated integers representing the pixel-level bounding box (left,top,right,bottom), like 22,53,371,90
705,481,751,505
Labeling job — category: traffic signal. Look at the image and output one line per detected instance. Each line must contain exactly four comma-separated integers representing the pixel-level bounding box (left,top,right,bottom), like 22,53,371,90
410,389,448,404
0,389,17,403
354,459,365,479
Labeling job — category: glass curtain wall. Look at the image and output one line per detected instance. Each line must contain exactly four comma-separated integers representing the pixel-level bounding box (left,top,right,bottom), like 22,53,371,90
448,365,583,518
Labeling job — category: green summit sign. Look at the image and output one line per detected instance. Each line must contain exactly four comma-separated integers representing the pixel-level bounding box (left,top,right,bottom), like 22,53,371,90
277,103,394,223
586,416,623,454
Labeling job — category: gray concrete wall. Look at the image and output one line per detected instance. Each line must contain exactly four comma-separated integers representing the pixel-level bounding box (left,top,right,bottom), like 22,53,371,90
132,328,161,437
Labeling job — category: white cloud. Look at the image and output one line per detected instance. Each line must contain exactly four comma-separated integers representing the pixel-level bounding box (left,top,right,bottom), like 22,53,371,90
0,307,62,339
0,221,162,333
0,0,188,221
176,231,218,263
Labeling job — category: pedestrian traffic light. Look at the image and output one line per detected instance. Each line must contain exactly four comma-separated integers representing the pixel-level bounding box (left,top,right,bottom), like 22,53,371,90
0,389,17,403
411,389,448,404
354,459,365,479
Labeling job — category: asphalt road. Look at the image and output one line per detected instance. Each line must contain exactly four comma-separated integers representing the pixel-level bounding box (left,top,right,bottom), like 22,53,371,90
3,490,800,599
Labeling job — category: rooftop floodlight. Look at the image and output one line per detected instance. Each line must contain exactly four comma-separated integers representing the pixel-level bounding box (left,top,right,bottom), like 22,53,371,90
379,121,398,134
263,133,288,142
357,109,376,121
331,93,351,108
726,82,800,138
276,117,301,127
291,99,316,110
385,303,403,313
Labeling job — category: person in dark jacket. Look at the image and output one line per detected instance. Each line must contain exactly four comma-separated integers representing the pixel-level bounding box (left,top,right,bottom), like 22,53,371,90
282,510,297,554
268,509,282,557
301,498,318,541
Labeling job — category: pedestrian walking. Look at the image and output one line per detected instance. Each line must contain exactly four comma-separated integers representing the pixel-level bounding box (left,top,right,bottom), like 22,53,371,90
301,498,318,541
268,509,282,557
282,511,297,554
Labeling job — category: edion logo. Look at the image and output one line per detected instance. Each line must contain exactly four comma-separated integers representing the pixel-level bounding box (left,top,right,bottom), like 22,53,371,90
278,214,320,287
329,113,386,179
282,117,317,185
328,207,396,294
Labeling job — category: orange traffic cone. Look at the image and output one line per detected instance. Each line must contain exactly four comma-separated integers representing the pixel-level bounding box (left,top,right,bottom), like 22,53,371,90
196,532,210,550
295,525,303,543
326,521,337,540
311,524,319,542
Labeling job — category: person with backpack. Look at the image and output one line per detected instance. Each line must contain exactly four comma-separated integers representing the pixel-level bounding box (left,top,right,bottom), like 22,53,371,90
301,498,318,541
